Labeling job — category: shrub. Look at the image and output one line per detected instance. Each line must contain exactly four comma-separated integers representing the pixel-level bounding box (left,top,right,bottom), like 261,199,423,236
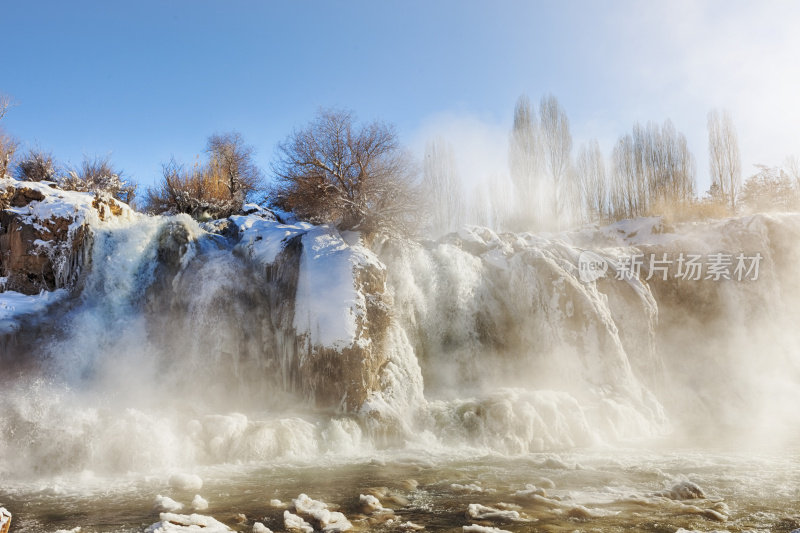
59,156,136,205
143,132,264,219
14,149,58,182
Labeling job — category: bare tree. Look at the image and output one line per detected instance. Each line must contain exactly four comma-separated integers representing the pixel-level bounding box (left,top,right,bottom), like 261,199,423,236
271,109,420,235
422,137,463,237
14,149,59,182
59,156,136,204
206,132,264,207
707,109,741,212
609,120,695,220
610,134,635,220
539,94,573,227
0,94,11,122
576,139,607,222
0,95,17,178
509,94,544,229
0,133,17,179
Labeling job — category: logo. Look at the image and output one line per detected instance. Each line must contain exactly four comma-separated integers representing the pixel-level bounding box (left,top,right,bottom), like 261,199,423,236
578,250,608,282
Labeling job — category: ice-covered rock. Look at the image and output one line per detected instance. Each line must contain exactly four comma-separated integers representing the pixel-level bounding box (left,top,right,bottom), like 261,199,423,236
154,495,184,512
462,525,511,533
465,503,526,522
283,510,313,533
658,480,706,500
0,178,135,294
145,513,232,532
191,495,208,511
359,493,385,514
291,494,352,532
0,508,10,533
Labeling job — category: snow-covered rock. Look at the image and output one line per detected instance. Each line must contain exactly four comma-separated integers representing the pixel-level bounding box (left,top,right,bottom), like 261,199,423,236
0,178,135,294
290,494,352,532
190,495,208,511
154,495,184,512
145,512,231,533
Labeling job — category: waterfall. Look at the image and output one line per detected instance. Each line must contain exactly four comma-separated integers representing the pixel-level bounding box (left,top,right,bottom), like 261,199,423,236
2,198,800,479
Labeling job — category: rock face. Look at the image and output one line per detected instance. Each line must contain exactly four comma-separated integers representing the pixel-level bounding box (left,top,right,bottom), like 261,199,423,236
227,218,394,412
298,253,391,411
0,179,129,294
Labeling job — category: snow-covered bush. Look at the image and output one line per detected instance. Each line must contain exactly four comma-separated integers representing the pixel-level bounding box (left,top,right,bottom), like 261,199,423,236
59,156,136,205
14,149,58,182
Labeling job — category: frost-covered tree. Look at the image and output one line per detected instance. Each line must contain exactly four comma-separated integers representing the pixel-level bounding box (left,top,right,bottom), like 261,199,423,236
423,138,463,236
707,109,741,212
609,120,695,220
576,139,607,222
610,134,637,219
509,94,544,229
539,94,574,227
784,155,800,189
271,109,420,235
740,165,799,213
59,156,136,205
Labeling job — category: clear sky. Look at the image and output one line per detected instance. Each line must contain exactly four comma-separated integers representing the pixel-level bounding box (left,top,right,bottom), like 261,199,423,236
2,0,799,194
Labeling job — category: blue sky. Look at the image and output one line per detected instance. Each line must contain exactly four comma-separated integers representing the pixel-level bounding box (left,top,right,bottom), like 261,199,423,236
2,0,799,194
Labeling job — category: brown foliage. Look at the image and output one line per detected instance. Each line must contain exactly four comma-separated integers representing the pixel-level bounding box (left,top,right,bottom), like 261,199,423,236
143,132,264,219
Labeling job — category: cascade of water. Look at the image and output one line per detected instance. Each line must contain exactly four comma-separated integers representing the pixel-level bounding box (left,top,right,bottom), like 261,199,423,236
2,210,800,479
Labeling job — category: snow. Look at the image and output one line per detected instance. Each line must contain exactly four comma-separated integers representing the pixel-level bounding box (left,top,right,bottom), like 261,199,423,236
230,215,310,266
145,513,232,533
0,289,67,333
0,178,137,232
230,216,381,350
252,523,272,533
294,225,378,349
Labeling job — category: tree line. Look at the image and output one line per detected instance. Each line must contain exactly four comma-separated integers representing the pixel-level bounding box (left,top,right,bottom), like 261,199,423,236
2,92,799,239
421,93,795,236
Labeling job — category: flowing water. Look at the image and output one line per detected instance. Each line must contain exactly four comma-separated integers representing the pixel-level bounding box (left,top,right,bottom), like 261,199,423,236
1,212,800,532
